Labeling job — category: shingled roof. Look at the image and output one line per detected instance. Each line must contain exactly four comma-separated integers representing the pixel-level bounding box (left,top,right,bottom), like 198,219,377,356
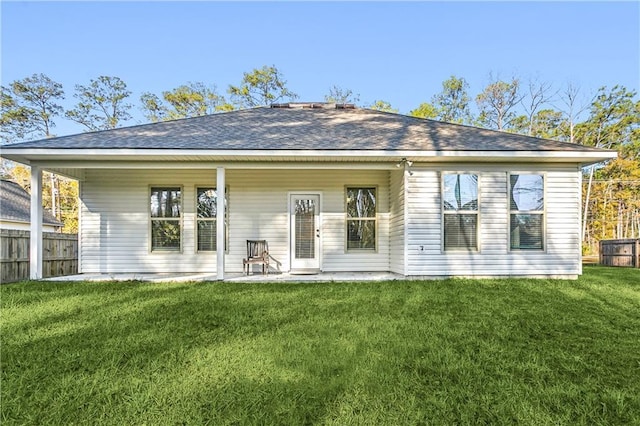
0,179,62,227
1,105,610,153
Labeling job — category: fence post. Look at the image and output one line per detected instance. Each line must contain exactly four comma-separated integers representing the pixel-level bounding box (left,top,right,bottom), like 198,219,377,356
599,239,603,265
635,239,640,268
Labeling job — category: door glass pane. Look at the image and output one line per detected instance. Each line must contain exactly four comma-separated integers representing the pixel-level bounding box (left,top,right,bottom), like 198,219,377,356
295,199,315,259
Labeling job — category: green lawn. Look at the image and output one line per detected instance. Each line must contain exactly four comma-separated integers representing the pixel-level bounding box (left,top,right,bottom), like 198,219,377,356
2,266,639,425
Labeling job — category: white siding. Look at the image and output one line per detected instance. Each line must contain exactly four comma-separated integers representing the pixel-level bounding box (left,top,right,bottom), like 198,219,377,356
81,164,582,277
81,169,217,273
389,169,405,274
81,168,390,274
225,169,390,273
406,164,582,277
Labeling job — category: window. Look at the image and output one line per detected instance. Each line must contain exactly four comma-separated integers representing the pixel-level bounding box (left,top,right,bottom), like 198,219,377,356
346,187,376,250
196,187,228,252
442,173,478,250
510,174,544,250
150,187,182,252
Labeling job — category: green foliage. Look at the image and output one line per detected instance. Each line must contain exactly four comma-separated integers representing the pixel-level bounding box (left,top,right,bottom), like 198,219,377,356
476,76,523,130
368,100,398,113
510,109,565,139
324,85,360,104
139,92,166,123
140,82,234,122
6,164,79,233
0,73,64,143
409,102,438,119
575,85,639,151
579,86,640,253
431,75,472,124
65,76,132,131
2,268,639,425
228,65,298,108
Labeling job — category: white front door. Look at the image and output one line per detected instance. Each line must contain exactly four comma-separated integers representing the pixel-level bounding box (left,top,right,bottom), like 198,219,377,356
290,193,320,272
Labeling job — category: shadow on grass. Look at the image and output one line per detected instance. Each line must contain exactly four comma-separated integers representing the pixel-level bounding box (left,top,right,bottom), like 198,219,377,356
2,271,639,424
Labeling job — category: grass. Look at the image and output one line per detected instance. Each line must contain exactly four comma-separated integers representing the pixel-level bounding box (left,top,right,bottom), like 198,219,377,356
1,266,639,425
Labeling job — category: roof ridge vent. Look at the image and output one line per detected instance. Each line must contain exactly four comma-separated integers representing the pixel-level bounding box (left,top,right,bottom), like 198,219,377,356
270,102,356,110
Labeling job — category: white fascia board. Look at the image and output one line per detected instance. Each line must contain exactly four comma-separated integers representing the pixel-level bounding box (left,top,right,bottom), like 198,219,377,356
2,148,618,165
41,161,398,170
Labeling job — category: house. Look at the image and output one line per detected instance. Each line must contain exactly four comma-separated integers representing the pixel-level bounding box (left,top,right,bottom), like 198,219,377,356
0,179,62,232
0,103,616,280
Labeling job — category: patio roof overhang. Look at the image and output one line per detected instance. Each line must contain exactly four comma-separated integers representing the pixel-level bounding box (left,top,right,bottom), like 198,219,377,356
0,148,618,180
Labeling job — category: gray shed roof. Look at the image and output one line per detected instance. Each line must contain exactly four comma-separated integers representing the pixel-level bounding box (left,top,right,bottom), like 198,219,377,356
0,179,62,227
1,106,611,153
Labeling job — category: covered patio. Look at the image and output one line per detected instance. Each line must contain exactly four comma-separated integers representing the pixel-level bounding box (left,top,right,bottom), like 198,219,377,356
44,271,404,283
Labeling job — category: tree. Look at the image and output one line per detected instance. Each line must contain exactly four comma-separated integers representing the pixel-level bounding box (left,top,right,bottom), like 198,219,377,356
140,82,233,122
324,85,360,104
519,78,554,136
368,100,398,113
0,74,69,223
578,85,640,246
510,109,565,139
409,102,438,119
576,85,638,151
7,164,79,233
66,76,132,131
431,75,472,124
556,82,589,144
139,92,167,123
476,75,523,130
228,65,298,108
0,73,64,143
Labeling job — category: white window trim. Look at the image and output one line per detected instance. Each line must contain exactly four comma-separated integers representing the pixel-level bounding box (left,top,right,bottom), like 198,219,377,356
149,185,183,253
441,172,480,252
507,172,546,252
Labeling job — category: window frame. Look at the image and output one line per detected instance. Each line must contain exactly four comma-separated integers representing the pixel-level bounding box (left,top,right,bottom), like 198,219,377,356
149,185,183,253
344,185,378,252
194,185,229,253
441,172,480,252
508,172,546,252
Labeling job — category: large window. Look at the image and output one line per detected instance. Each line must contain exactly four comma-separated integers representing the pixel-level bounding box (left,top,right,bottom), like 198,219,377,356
196,187,228,252
346,187,377,250
150,187,182,252
510,174,544,250
442,173,478,250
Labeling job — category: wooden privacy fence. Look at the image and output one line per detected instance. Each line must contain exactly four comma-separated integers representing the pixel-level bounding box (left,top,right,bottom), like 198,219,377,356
599,238,640,268
1,230,78,283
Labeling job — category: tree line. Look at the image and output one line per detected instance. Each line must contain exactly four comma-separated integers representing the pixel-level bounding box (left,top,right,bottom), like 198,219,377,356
1,66,638,253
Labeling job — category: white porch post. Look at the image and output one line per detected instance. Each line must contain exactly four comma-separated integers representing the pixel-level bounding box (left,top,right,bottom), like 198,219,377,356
30,165,44,279
216,167,226,280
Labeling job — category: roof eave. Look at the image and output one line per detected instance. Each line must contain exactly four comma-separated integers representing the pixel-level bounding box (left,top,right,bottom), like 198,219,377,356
1,148,617,167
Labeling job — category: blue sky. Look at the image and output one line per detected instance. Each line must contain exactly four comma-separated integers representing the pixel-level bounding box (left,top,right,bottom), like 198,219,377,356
2,1,639,138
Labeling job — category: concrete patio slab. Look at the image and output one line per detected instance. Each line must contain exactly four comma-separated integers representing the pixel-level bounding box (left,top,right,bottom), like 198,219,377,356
45,272,405,283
